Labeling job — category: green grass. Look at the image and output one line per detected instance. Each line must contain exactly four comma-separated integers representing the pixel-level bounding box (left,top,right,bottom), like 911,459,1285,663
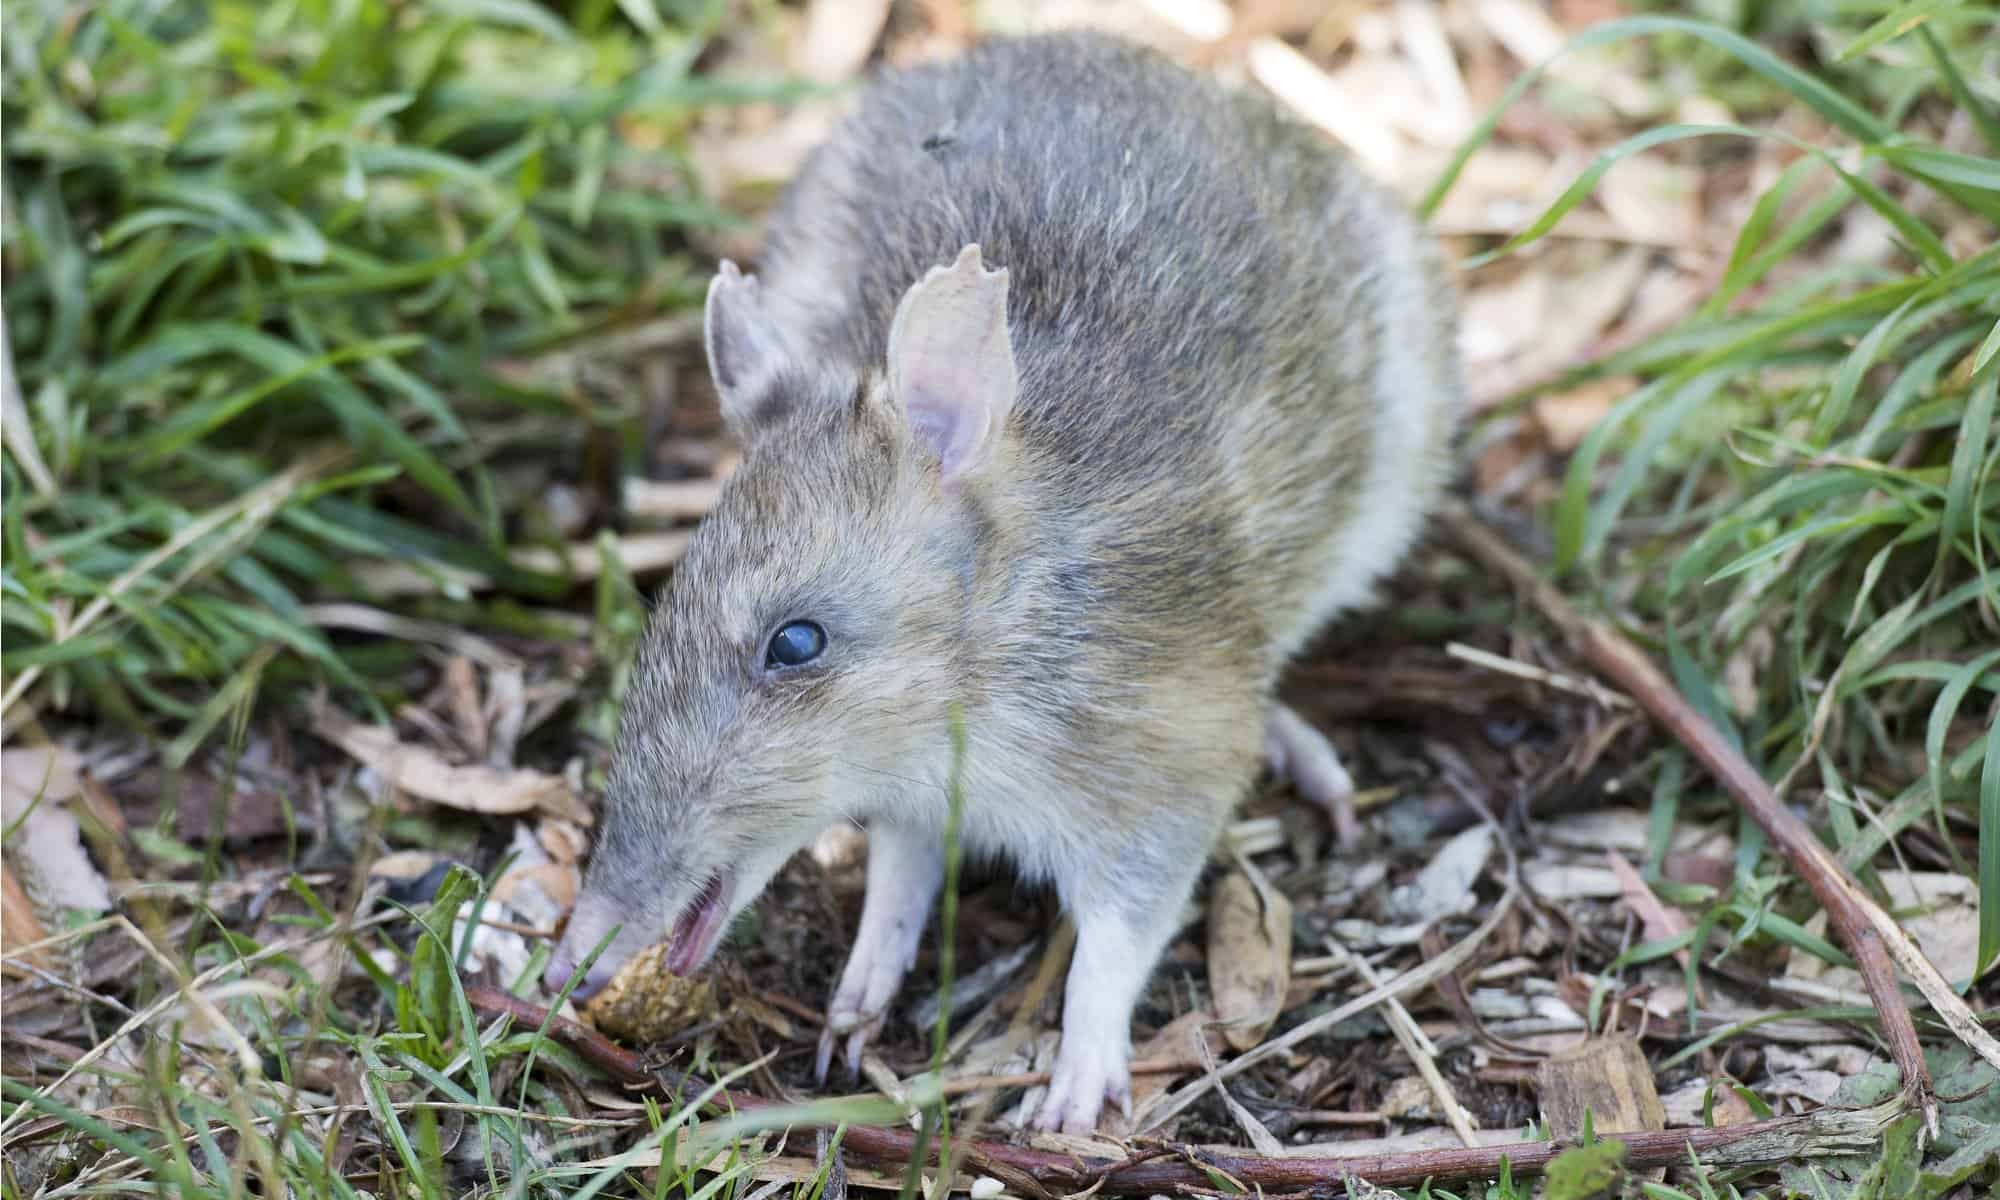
1429,3,1999,1194
0,0,791,741
4,0,1999,1197
1428,2,2000,984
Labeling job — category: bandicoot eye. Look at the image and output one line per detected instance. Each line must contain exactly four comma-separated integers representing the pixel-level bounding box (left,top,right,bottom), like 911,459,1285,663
765,621,826,669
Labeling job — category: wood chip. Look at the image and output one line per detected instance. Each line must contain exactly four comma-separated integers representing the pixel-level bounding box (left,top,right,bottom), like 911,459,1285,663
1536,1034,1667,1138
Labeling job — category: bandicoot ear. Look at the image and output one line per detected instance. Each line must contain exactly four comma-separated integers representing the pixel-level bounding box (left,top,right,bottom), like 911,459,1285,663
885,244,1019,480
704,260,791,434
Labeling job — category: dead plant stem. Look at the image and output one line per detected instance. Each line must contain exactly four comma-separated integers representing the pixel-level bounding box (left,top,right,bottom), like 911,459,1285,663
1439,503,2000,1134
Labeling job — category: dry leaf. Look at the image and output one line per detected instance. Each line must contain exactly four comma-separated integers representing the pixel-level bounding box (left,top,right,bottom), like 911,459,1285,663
809,822,868,870
1,744,83,809
537,818,590,867
1385,823,1493,924
688,103,845,203
1598,153,1701,248
491,824,576,927
371,850,448,882
1472,423,1545,497
1,864,51,971
1789,870,1980,987
1,744,111,913
1129,1008,1214,1111
1661,1077,1760,1127
352,531,692,597
622,477,725,524
1206,869,1292,1051
1531,376,1629,452
1605,851,1696,974
311,704,589,824
444,656,486,761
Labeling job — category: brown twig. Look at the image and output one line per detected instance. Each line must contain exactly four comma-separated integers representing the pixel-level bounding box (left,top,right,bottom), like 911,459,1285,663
937,1058,1204,1098
466,987,1900,1190
1440,505,1941,1128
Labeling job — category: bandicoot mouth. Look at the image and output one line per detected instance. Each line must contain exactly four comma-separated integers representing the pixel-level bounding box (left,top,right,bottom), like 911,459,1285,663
663,872,733,976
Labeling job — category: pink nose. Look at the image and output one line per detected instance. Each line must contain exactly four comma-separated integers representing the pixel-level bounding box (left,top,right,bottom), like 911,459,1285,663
544,894,627,1001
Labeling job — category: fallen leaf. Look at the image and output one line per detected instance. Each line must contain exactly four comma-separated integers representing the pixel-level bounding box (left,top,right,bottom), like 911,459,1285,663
1129,1008,1214,1111
1472,423,1544,495
117,768,300,845
1,864,50,971
1,744,82,810
1,745,111,912
1605,851,1695,974
1531,376,1630,452
491,824,576,927
1597,153,1702,249
810,823,868,870
688,103,845,203
537,818,590,867
1765,1044,1883,1077
622,477,725,524
1660,1078,1759,1127
1788,870,1979,988
1385,823,1493,924
1759,1068,1847,1106
370,850,448,882
311,704,589,824
1206,869,1293,1051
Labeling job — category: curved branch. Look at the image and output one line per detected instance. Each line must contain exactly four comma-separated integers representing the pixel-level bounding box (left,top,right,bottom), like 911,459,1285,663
467,986,1899,1191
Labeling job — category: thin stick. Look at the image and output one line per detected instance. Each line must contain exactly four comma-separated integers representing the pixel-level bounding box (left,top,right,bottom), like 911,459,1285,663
1442,504,2000,1132
1445,641,1633,709
466,987,1901,1192
1338,944,1481,1146
937,1058,1203,1098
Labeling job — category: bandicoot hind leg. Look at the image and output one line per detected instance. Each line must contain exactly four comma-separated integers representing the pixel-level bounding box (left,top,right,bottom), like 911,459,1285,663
1265,703,1358,847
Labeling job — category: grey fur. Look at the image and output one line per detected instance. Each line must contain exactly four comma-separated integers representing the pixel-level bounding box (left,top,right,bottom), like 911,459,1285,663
547,31,1463,1132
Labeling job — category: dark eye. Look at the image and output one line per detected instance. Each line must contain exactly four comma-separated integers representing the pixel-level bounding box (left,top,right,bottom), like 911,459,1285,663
765,621,826,669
